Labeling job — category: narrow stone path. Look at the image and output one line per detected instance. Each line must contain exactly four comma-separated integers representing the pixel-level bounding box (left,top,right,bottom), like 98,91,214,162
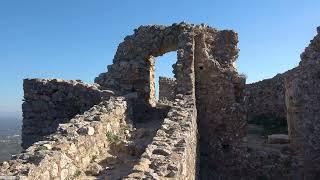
83,105,169,180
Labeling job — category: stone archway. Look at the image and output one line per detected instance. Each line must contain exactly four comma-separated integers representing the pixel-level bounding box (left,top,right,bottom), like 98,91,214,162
95,23,196,107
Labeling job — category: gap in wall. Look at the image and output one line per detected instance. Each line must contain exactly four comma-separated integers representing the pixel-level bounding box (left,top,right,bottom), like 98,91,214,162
154,51,177,100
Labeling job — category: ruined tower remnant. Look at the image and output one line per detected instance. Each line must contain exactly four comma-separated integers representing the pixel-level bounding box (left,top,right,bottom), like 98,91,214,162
285,27,320,179
1,23,320,180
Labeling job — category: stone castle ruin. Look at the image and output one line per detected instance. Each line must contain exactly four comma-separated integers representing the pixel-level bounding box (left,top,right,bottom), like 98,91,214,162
0,23,320,179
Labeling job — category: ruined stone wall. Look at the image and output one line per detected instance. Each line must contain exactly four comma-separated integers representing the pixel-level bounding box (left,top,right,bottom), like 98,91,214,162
3,22,317,179
22,79,114,148
285,27,320,179
90,23,198,178
94,23,196,125
193,26,247,178
95,23,195,105
245,74,286,120
0,97,130,179
5,23,199,179
126,95,198,179
159,76,176,102
94,24,180,105
123,23,198,179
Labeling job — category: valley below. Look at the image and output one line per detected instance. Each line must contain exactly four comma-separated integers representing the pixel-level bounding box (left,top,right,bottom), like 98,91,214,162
0,117,22,162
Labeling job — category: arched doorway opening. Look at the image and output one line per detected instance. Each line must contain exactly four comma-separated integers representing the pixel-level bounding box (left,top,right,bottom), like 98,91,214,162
154,52,176,101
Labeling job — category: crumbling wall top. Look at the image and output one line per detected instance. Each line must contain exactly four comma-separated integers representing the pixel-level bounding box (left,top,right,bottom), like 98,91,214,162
300,27,320,66
95,23,239,94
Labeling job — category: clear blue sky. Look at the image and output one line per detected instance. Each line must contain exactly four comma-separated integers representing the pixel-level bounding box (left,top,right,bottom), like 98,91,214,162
0,0,319,116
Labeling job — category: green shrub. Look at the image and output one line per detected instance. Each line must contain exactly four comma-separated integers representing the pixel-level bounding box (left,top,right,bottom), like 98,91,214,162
106,131,119,143
35,146,48,152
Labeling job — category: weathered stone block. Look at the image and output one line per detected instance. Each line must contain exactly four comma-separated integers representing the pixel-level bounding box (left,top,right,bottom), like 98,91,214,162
267,134,289,144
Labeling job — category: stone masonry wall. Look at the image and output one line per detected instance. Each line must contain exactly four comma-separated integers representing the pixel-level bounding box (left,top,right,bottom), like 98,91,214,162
91,23,198,179
95,23,196,105
193,25,247,179
159,76,176,102
0,96,130,179
285,27,320,179
245,74,286,120
125,94,198,179
192,25,300,179
94,24,180,105
22,79,114,149
94,22,196,125
94,26,248,180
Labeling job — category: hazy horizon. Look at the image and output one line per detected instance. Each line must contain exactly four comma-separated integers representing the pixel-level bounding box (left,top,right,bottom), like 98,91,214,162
0,109,22,118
